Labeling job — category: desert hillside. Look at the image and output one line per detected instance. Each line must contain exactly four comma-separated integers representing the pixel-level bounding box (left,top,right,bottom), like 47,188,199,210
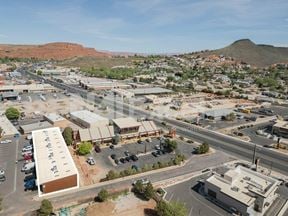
0,42,110,60
206,39,288,67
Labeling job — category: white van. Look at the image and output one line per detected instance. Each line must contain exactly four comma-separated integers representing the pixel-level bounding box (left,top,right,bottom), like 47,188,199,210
21,162,35,172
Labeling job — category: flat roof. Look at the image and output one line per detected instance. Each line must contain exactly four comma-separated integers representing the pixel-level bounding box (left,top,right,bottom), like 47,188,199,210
112,117,141,129
203,108,233,117
1,92,19,98
273,120,288,129
44,113,66,123
20,121,52,134
206,166,279,206
0,115,19,136
32,127,78,185
70,110,108,125
128,87,172,95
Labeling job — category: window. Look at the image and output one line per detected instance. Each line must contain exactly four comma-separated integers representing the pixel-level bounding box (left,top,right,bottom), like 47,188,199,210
208,189,217,198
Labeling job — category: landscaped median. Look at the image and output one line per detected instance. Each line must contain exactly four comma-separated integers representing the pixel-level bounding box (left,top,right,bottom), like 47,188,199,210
100,154,186,182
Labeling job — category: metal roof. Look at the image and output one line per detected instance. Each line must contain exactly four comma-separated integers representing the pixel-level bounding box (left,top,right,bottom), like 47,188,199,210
112,117,141,129
128,87,172,95
0,115,19,136
70,110,108,125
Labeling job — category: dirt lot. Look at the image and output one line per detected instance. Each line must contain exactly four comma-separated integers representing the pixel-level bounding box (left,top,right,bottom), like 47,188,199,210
86,193,156,216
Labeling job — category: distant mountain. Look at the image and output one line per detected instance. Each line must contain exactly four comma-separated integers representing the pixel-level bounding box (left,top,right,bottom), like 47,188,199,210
207,39,288,67
0,42,110,60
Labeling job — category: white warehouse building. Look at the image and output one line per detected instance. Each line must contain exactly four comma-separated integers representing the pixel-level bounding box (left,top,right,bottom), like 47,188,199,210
70,110,109,128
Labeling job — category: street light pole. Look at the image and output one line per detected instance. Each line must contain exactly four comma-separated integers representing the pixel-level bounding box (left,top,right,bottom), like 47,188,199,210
252,142,256,165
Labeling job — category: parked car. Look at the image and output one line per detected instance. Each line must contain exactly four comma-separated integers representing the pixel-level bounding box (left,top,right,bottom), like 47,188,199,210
24,167,35,175
152,151,159,157
24,174,35,182
94,145,101,153
86,157,96,165
0,169,5,176
146,138,152,142
22,145,33,152
21,162,35,172
125,156,131,162
24,179,37,191
155,145,161,150
23,154,33,160
110,154,116,159
114,159,120,165
22,150,33,156
120,158,126,163
0,140,12,144
0,175,6,182
137,140,144,144
130,155,138,161
124,151,130,156
132,178,150,186
109,145,115,149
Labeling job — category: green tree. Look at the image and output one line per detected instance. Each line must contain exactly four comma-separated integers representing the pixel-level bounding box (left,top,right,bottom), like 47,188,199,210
195,142,210,154
105,170,119,180
36,70,43,76
62,127,73,145
97,189,109,202
143,182,155,200
77,142,93,155
37,199,53,216
164,139,178,153
5,107,20,120
155,200,187,216
133,180,145,194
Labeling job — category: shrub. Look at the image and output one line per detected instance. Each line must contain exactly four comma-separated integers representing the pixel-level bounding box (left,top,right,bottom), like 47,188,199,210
77,142,93,155
195,142,210,154
38,199,53,216
5,107,20,120
97,189,109,202
155,200,187,216
62,127,73,145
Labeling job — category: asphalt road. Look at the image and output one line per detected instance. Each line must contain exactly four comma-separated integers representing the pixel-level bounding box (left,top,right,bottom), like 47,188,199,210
23,71,288,176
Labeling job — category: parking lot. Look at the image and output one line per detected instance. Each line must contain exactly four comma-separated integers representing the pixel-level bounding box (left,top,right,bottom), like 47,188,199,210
76,137,199,183
0,135,38,213
164,173,230,216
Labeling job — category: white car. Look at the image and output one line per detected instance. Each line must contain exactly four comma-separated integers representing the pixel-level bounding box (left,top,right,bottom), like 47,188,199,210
0,169,5,176
22,145,33,152
133,178,150,186
0,140,12,144
86,157,96,165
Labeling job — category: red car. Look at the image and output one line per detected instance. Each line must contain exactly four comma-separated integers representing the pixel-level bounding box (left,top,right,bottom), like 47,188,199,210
23,154,33,160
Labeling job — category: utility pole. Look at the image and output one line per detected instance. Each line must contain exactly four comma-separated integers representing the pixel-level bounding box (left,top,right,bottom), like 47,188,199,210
252,142,257,165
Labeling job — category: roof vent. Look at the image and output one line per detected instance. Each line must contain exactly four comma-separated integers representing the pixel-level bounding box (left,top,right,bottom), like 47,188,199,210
231,186,239,192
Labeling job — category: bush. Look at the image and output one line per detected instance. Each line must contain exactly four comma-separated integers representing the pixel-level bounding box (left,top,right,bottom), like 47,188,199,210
97,189,109,202
155,200,187,216
77,142,93,155
133,181,155,200
38,199,53,216
5,107,20,120
195,142,210,154
62,127,73,145
164,139,178,153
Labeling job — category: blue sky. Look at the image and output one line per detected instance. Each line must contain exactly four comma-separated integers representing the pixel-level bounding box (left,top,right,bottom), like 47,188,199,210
0,0,287,53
